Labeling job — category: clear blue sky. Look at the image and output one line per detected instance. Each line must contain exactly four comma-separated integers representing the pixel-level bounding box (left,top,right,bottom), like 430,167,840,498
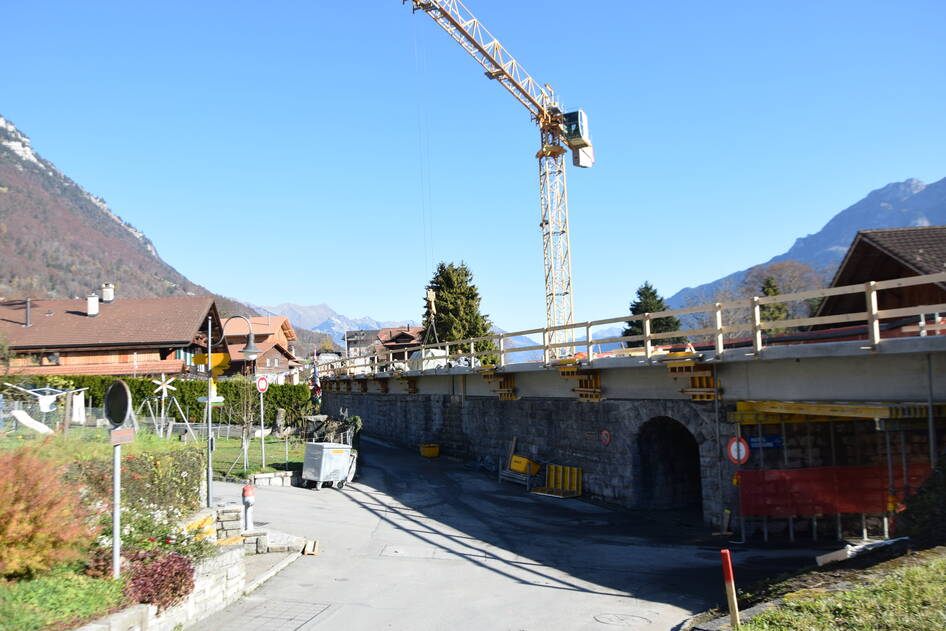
2,1,944,331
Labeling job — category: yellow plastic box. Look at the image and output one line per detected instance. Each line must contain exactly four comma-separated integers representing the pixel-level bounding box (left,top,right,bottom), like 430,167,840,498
420,444,440,458
509,455,540,475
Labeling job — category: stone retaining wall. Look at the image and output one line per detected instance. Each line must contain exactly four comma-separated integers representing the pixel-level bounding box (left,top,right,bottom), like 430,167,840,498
323,392,738,526
250,470,302,487
76,544,245,631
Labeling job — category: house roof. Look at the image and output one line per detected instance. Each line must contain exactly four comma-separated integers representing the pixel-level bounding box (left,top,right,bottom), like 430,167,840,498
857,226,946,276
830,226,946,288
224,316,297,341
0,296,217,350
227,339,298,362
376,326,425,347
818,225,946,317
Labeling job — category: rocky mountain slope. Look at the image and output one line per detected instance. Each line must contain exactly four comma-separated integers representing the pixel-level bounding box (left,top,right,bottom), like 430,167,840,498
668,177,946,308
0,114,249,316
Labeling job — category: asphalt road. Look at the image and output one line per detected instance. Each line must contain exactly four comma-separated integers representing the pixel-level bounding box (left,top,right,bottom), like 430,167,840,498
197,437,813,631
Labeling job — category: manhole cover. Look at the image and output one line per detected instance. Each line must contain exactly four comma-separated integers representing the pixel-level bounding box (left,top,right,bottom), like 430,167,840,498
594,613,653,626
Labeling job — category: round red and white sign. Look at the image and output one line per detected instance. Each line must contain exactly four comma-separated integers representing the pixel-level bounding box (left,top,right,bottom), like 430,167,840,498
599,429,612,446
255,375,269,393
726,437,750,465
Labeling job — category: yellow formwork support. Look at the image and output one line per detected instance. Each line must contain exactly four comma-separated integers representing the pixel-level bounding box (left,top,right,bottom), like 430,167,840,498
532,464,583,498
735,400,946,420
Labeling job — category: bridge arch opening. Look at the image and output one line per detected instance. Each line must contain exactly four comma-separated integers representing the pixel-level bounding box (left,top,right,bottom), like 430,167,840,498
638,416,702,512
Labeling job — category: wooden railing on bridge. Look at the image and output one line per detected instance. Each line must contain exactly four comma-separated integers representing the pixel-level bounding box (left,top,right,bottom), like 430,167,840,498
318,271,946,377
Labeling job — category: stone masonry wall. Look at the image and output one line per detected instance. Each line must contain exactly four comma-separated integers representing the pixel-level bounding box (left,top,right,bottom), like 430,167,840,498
324,392,742,526
77,543,245,631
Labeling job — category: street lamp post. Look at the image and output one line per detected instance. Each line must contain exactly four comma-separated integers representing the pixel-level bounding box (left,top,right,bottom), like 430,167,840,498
205,314,259,508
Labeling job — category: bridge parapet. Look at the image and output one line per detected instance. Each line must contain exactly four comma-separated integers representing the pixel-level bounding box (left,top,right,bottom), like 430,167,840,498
319,271,946,381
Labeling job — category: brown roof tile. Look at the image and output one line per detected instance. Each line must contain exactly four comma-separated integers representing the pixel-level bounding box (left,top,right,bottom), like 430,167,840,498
859,226,946,276
0,296,215,350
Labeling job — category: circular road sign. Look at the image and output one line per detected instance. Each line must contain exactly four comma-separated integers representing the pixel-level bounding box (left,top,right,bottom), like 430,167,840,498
599,429,612,446
726,437,750,465
104,380,132,429
256,375,269,394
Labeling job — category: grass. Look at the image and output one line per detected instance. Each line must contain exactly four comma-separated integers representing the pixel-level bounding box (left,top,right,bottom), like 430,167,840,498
0,426,306,478
742,557,946,631
208,436,306,479
0,568,126,631
0,426,191,460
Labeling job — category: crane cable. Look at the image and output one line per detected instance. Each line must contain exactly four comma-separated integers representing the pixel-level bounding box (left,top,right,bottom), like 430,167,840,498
411,18,436,279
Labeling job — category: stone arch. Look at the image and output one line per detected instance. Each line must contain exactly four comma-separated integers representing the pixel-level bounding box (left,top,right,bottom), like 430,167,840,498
637,416,703,512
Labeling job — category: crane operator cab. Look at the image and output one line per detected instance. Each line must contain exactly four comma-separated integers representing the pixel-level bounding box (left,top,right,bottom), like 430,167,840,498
562,109,595,168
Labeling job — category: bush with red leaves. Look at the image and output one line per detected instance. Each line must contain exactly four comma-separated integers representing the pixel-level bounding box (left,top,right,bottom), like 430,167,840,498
124,551,194,611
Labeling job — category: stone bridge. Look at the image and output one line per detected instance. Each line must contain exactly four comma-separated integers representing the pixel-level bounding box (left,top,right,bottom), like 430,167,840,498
322,333,946,535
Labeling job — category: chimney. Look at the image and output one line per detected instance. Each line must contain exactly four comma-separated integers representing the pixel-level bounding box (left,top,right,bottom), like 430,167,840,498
101,283,115,303
87,293,100,317
23,297,31,327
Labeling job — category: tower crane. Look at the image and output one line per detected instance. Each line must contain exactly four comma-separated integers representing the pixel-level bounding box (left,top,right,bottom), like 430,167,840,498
406,0,595,357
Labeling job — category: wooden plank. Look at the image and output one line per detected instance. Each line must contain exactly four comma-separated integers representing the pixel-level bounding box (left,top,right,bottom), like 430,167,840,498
505,437,517,470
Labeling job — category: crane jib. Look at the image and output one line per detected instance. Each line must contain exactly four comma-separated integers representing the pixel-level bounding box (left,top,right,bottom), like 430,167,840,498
408,0,594,356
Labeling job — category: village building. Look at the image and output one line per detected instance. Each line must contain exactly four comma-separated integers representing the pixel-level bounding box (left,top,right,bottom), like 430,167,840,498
818,225,946,319
224,316,302,384
0,291,224,377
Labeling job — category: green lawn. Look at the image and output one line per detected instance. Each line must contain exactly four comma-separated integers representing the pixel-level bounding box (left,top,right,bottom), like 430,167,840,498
0,568,126,631
742,557,946,631
0,426,307,479
208,436,306,479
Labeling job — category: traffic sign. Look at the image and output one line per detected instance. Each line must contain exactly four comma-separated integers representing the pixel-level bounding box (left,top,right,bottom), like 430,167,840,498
104,380,132,429
599,429,611,446
256,375,269,393
726,437,750,465
192,353,230,369
110,428,135,445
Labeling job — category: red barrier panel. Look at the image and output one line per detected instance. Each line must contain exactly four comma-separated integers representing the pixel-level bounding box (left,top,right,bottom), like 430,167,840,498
739,464,931,517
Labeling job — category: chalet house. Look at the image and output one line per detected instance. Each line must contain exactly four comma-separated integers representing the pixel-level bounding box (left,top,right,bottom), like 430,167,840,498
375,326,425,360
224,316,302,384
817,226,946,323
0,292,225,377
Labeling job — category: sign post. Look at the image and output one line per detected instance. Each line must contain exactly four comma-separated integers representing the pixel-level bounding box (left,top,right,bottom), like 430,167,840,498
256,376,268,469
726,437,750,465
105,380,133,580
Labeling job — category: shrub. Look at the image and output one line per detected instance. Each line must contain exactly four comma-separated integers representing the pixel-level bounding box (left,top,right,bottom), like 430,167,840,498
0,449,97,578
124,551,194,611
0,567,126,631
95,506,216,564
897,464,946,548
73,447,205,515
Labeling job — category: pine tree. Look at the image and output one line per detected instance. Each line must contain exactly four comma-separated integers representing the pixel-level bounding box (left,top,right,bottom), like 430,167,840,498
622,282,685,347
759,276,788,334
422,262,495,361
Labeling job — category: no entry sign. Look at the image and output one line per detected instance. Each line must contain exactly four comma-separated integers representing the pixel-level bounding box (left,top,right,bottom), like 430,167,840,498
256,376,269,393
726,437,750,465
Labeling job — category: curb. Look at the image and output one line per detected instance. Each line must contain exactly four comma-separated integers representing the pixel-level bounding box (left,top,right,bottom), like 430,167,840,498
243,551,302,595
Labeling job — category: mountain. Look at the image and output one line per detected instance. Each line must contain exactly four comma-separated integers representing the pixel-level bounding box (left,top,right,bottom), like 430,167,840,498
668,177,946,308
0,114,253,317
258,303,417,345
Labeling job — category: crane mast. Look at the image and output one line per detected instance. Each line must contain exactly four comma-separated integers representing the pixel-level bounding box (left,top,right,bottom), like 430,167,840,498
407,0,594,357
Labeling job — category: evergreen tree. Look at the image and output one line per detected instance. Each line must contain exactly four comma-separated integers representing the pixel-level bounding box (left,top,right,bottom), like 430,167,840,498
422,262,496,361
759,276,789,334
622,282,685,347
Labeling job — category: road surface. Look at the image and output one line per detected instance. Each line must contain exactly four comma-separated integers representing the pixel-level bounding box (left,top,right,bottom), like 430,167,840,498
199,437,811,631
